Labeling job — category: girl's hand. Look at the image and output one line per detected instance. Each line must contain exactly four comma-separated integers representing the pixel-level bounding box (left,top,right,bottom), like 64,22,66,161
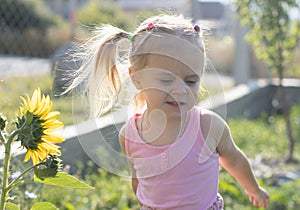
246,187,269,208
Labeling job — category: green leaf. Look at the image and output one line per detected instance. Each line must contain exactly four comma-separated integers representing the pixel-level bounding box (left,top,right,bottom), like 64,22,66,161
6,202,20,210
34,172,94,190
30,202,58,210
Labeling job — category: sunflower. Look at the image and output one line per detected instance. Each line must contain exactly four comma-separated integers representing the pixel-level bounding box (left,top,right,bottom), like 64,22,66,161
16,88,65,165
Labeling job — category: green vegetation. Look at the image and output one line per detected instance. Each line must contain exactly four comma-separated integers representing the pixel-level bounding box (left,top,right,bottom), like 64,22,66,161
221,107,300,209
1,0,54,32
235,0,300,162
0,75,81,130
0,0,70,57
77,0,135,32
0,0,161,57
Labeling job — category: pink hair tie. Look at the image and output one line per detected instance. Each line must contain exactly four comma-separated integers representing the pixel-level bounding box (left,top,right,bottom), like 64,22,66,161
194,24,200,32
147,22,154,30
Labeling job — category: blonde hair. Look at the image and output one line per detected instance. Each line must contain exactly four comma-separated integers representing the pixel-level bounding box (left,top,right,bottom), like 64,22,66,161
66,14,206,117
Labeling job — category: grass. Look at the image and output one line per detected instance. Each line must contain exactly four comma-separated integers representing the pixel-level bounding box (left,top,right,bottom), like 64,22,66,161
229,105,300,164
0,74,86,131
220,107,300,209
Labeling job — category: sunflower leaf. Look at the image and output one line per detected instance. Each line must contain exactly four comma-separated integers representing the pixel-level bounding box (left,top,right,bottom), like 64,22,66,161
5,202,20,210
30,202,58,210
34,172,94,190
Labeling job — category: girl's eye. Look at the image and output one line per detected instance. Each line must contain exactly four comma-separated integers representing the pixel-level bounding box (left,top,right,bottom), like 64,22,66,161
160,79,173,84
185,80,197,86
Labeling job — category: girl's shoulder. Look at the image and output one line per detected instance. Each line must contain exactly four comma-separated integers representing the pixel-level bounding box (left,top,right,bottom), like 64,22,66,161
197,107,230,147
197,107,227,127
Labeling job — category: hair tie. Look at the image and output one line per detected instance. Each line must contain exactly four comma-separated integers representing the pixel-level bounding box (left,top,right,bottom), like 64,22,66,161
127,33,133,41
147,22,154,30
194,24,200,32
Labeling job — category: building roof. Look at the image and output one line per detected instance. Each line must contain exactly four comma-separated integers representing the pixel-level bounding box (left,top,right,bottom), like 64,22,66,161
116,0,190,11
194,1,225,20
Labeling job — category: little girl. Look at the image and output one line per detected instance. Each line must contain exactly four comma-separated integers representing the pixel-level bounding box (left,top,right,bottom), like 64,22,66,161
68,15,269,209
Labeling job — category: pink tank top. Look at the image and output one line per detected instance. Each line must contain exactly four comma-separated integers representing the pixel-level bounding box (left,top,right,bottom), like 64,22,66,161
124,106,219,209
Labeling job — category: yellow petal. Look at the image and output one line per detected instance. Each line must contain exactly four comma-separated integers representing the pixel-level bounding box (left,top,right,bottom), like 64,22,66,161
23,151,31,162
42,121,64,131
43,111,60,121
31,151,40,165
40,96,53,119
36,148,47,161
37,143,49,156
42,118,63,127
43,134,65,143
19,107,26,115
40,141,61,155
30,90,38,111
20,96,29,109
20,95,31,111
35,94,47,116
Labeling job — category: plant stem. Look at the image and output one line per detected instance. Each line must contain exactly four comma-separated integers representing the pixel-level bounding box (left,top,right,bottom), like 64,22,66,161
0,131,5,144
0,130,19,210
0,140,11,210
7,179,34,192
6,163,42,192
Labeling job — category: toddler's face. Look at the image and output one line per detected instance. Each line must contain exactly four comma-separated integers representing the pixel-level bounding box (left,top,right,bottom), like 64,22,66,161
132,54,202,117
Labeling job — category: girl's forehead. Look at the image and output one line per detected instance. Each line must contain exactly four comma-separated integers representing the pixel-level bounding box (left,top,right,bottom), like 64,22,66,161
144,54,202,77
131,32,204,73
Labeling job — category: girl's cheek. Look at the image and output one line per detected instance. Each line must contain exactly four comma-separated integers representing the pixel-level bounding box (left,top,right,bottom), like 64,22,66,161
146,82,172,92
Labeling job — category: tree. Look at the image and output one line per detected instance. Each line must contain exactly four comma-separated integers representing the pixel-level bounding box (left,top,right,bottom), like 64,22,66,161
235,0,300,162
0,0,64,57
0,0,54,32
77,0,135,32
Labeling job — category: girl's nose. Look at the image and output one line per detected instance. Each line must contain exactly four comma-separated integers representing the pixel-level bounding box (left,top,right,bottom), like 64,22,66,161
170,81,188,95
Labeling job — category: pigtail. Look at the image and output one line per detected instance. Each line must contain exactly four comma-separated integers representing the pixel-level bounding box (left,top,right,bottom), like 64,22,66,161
66,25,130,117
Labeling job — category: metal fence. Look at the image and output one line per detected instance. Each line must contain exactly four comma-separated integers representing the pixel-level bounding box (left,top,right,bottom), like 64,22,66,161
0,0,73,58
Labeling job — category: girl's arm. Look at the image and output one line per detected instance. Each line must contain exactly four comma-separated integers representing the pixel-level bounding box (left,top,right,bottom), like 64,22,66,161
119,125,140,197
200,110,269,208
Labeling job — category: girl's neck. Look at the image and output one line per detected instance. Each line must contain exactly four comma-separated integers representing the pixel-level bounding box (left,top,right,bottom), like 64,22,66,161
138,109,190,146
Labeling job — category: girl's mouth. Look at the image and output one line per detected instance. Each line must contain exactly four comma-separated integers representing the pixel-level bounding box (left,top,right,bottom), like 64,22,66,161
166,101,185,108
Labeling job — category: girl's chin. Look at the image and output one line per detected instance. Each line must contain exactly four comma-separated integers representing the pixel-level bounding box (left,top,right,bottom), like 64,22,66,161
163,103,192,116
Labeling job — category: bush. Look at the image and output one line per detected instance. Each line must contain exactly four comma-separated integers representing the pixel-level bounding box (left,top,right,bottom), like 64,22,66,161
0,0,70,57
76,0,135,32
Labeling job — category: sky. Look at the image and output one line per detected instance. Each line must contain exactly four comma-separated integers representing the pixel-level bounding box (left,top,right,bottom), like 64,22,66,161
200,0,232,4
203,0,300,19
204,0,300,5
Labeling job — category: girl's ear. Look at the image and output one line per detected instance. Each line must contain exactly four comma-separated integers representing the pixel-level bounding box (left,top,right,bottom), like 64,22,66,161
129,67,142,89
